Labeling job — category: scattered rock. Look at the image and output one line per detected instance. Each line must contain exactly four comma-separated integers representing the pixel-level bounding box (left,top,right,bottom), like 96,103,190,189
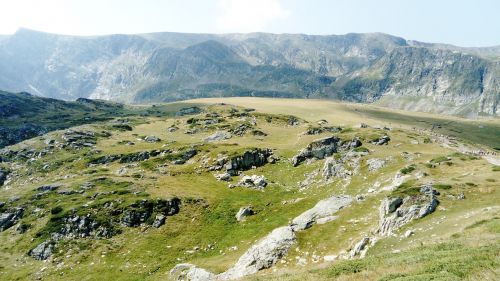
170,263,216,281
292,136,340,167
404,230,414,238
167,126,179,132
204,131,232,142
152,214,166,228
367,158,387,172
371,135,391,145
237,175,267,190
235,207,254,222
215,172,232,182
176,107,202,116
36,184,61,192
322,157,351,180
378,187,439,235
144,136,161,143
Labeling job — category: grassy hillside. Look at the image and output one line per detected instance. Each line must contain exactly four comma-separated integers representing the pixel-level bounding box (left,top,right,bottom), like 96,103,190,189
0,98,498,281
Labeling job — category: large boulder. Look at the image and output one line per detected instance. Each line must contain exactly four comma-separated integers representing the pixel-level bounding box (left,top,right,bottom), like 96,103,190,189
291,196,352,231
218,226,296,280
291,136,340,166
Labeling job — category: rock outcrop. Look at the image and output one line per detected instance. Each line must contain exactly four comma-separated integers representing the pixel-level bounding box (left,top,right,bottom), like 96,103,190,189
378,185,439,235
291,195,352,231
29,198,181,260
218,226,296,280
292,136,340,166
210,148,274,175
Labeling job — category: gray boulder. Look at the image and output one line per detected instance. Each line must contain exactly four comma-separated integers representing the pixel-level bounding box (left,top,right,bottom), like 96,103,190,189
29,241,54,260
291,195,352,231
215,172,232,181
144,135,161,143
204,131,232,142
170,263,216,281
371,135,391,145
219,226,296,280
0,208,24,231
237,175,267,190
235,207,254,222
322,157,351,180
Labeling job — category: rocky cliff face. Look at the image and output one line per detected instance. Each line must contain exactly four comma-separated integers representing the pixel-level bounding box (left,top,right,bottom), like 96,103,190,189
0,29,498,116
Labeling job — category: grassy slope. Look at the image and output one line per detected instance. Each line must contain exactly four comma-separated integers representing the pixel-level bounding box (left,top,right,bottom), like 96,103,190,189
0,98,498,281
188,97,500,149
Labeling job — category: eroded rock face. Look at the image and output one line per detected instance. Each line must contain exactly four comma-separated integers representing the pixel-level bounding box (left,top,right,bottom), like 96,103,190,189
378,186,439,235
219,226,296,280
292,136,340,167
291,195,352,231
0,207,24,232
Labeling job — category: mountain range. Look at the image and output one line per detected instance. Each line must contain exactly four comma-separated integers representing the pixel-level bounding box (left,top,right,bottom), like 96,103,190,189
0,28,498,117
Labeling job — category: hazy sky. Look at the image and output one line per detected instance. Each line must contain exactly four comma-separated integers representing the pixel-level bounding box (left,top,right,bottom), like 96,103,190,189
1,0,498,47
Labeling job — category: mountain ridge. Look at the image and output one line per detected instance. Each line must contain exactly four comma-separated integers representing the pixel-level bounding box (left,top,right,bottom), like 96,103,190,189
0,28,498,117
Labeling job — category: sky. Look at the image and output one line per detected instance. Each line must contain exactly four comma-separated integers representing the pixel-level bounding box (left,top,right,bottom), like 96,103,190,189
0,0,498,47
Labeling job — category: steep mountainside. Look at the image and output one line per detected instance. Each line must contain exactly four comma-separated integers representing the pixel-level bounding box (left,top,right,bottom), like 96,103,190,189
0,29,498,116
